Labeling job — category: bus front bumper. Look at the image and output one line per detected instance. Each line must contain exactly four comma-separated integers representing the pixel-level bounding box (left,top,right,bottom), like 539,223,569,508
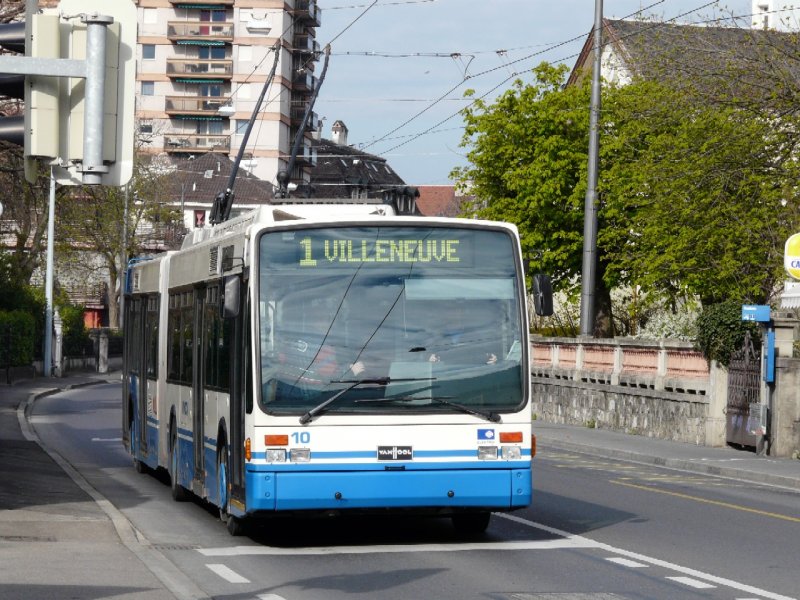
244,466,531,512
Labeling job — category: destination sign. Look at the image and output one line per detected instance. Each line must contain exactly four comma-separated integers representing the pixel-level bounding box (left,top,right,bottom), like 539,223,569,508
298,237,462,267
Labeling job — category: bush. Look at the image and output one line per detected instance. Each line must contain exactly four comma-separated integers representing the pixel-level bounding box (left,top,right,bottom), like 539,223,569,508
0,310,36,366
60,304,89,357
694,300,759,367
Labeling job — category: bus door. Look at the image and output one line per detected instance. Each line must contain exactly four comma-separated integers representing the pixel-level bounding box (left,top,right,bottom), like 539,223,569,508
228,283,249,504
192,286,206,489
123,297,147,456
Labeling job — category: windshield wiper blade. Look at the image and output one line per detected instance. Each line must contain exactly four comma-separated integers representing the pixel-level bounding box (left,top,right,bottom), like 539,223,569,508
431,397,501,423
299,377,390,424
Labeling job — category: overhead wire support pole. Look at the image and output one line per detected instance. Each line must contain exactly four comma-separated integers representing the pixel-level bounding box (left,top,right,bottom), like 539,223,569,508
277,44,331,199
580,0,603,337
209,42,281,225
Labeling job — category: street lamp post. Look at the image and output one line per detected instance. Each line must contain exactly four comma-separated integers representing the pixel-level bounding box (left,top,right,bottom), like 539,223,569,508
580,0,603,337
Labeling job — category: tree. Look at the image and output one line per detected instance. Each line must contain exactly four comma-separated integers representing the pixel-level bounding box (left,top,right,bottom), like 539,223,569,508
601,81,800,306
452,62,616,336
57,154,182,329
452,57,800,339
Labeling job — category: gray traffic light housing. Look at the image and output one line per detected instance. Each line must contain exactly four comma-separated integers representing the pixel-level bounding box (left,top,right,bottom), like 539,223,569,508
0,0,136,186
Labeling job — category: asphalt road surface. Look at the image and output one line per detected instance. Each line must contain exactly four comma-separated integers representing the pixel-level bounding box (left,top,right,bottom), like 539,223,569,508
28,383,799,600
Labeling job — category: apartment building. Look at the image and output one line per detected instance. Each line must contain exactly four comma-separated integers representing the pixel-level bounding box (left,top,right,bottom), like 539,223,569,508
135,0,320,186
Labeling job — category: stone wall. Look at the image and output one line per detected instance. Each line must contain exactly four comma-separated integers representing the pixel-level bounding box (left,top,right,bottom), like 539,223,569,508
530,337,727,447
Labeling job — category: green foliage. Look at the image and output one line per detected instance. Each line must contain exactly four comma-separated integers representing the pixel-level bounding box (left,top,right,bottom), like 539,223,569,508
60,304,89,357
694,300,759,367
601,80,800,305
452,60,800,333
0,310,35,366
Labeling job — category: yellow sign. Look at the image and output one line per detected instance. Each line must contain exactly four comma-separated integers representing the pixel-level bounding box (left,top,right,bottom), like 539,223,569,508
298,238,461,267
784,233,800,280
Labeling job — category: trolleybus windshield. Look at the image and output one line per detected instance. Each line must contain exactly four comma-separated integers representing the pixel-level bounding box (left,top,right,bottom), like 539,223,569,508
257,226,526,417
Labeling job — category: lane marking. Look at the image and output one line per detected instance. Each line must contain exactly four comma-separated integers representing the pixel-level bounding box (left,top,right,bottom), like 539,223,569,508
495,513,797,600
91,437,122,442
667,576,716,589
605,557,648,568
611,480,800,523
257,595,288,600
206,563,250,584
198,538,600,557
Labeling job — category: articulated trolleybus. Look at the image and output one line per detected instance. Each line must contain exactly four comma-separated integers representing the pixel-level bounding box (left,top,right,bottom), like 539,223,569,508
123,205,537,535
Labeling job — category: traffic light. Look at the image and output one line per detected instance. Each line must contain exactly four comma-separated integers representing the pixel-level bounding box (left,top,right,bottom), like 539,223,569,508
0,0,136,186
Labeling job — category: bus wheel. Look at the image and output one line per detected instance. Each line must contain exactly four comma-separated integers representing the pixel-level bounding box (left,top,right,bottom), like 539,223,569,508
134,458,147,474
169,427,188,502
226,514,245,537
452,512,491,534
217,445,229,520
218,445,245,536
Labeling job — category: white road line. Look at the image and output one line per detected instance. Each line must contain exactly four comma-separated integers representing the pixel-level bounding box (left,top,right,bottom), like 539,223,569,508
495,513,797,600
667,576,716,589
605,557,648,568
206,563,250,584
257,595,288,600
91,437,122,442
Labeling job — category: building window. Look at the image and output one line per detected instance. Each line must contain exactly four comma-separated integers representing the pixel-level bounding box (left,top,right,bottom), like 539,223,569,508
236,119,249,135
142,44,155,60
141,81,154,96
139,121,153,134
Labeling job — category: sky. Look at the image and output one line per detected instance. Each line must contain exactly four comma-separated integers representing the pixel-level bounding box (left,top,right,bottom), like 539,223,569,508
312,0,755,186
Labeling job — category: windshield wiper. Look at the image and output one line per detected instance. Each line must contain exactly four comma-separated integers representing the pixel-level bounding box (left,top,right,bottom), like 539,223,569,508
356,394,501,423
431,397,502,423
299,377,390,424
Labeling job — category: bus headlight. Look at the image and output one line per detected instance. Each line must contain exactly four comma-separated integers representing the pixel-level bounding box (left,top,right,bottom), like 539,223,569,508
290,448,310,462
478,446,498,460
501,446,521,460
266,449,286,463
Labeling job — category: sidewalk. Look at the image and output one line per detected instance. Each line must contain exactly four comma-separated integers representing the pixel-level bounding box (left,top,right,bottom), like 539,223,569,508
0,372,185,600
533,421,800,491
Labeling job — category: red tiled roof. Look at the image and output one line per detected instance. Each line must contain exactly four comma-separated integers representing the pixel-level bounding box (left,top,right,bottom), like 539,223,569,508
416,186,466,217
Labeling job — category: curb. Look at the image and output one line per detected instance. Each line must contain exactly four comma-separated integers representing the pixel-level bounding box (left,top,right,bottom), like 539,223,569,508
20,380,210,600
538,438,800,492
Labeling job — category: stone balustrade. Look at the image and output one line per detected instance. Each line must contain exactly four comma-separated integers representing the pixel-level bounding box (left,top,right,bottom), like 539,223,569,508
530,337,723,446
531,337,710,395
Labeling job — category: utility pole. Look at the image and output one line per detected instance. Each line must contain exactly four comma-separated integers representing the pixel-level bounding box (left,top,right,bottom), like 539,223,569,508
579,0,603,337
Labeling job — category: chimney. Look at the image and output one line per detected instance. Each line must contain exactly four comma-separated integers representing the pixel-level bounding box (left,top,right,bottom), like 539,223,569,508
331,120,348,146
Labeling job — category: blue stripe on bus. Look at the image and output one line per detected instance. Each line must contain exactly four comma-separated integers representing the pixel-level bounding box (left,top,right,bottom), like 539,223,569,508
251,449,531,460
245,459,532,472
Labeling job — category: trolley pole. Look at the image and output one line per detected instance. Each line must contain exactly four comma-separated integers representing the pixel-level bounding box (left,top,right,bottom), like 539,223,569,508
580,0,603,337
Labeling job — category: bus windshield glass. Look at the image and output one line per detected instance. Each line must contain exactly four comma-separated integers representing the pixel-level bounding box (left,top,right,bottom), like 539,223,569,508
257,225,526,416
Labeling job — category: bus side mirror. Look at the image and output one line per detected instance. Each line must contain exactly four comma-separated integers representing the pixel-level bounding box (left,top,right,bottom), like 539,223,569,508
223,275,240,319
532,274,553,317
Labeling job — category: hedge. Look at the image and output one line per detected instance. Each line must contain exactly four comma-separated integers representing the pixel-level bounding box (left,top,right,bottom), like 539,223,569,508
0,310,36,367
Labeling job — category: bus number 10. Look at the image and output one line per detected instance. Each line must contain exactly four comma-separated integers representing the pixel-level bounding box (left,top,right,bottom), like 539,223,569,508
291,431,311,444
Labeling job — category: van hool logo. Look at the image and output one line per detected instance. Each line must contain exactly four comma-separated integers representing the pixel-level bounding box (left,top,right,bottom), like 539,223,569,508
377,446,413,460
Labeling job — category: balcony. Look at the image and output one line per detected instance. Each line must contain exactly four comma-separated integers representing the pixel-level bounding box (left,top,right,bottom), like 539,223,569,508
290,106,319,130
169,0,233,5
293,0,322,27
165,95,229,117
164,134,231,154
296,143,317,167
293,71,316,92
292,33,320,56
166,59,233,80
167,21,234,43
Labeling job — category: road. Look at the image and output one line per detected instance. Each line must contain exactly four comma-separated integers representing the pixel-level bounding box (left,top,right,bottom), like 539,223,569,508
28,382,800,600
